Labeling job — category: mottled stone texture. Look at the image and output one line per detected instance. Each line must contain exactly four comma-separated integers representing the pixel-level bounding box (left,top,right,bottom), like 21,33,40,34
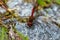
15,3,60,40
0,0,60,40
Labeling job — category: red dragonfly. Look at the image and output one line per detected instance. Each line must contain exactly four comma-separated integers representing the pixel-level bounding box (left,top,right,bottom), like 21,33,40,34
27,3,38,27
0,0,38,27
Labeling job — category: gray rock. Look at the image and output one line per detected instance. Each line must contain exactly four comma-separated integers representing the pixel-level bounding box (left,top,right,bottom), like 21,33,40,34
1,0,60,40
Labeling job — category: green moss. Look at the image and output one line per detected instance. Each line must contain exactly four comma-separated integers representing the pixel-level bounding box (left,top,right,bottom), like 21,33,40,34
0,27,8,40
17,31,29,40
2,0,8,3
37,0,60,7
0,25,29,40
45,0,51,3
14,28,29,40
55,0,60,4
37,0,51,7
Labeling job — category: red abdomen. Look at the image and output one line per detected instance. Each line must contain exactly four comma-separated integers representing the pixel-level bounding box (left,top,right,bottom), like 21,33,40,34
27,7,35,27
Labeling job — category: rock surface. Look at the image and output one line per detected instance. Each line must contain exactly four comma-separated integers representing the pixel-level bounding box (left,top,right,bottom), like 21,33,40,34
0,0,60,40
